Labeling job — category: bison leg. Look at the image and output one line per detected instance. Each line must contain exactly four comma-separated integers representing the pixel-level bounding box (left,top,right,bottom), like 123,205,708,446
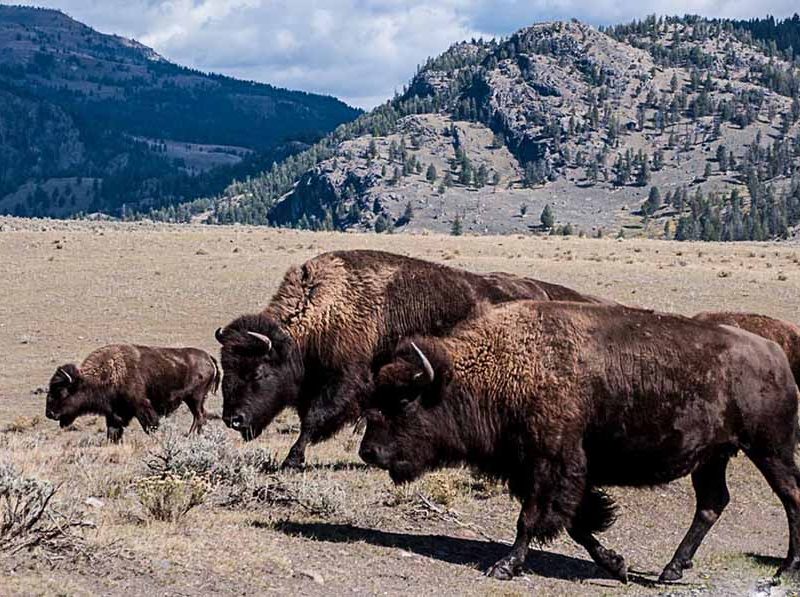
747,452,800,578
485,497,538,580
283,429,311,469
568,488,627,582
105,414,124,444
660,453,730,582
486,453,585,581
184,392,207,435
283,367,369,469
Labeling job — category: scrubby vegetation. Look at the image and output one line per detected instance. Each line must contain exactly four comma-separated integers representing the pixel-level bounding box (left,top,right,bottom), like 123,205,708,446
0,463,90,556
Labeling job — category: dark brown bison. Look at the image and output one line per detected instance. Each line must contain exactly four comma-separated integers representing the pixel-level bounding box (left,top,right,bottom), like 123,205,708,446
693,311,800,384
359,301,799,584
46,345,220,442
215,249,606,468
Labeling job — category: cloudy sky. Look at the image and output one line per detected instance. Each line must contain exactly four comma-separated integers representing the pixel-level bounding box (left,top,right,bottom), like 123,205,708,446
8,0,800,108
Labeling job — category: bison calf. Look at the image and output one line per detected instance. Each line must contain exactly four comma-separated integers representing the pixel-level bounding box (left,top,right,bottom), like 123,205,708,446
693,311,800,384
46,344,220,442
360,301,800,584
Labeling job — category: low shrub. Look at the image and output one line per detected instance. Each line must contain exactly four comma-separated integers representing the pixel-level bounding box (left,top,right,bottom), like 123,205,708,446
0,464,90,555
134,472,211,522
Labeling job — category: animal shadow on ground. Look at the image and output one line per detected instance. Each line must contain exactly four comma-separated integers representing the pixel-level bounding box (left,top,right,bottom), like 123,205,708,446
287,462,372,472
272,521,684,587
743,553,783,568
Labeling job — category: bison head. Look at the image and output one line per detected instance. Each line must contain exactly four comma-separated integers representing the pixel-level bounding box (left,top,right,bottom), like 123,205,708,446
45,364,83,428
359,338,455,484
215,313,302,441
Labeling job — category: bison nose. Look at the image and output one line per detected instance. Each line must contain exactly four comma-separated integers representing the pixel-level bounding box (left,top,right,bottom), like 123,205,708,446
227,414,246,430
45,409,57,420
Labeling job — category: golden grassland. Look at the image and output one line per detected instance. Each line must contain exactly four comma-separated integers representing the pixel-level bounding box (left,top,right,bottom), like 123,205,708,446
0,219,799,596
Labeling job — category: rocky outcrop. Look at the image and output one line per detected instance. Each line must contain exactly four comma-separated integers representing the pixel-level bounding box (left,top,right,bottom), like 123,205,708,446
259,19,800,237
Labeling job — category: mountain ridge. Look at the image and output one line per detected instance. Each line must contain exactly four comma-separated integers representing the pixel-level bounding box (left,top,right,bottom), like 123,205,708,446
0,5,360,218
203,15,800,241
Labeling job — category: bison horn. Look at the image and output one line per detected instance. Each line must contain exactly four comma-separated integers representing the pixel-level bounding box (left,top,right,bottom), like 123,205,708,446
58,367,73,385
410,342,434,383
247,331,273,351
215,327,225,344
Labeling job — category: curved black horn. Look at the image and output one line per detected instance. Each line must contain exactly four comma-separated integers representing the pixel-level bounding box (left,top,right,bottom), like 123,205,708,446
247,331,273,351
410,342,434,383
215,327,225,344
57,367,73,385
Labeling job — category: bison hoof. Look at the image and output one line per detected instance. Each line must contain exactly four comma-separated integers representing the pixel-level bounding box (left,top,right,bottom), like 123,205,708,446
281,455,305,470
600,549,628,583
106,427,123,443
484,558,521,581
776,557,800,579
658,561,687,582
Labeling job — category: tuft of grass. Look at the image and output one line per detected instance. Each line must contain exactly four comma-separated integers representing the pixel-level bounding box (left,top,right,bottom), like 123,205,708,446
3,415,41,433
419,473,459,506
134,472,211,522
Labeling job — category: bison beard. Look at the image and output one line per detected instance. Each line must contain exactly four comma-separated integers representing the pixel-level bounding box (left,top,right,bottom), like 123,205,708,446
216,249,605,468
360,301,800,584
45,345,218,442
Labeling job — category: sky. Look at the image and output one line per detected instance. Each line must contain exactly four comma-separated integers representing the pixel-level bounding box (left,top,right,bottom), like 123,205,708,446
6,1,800,108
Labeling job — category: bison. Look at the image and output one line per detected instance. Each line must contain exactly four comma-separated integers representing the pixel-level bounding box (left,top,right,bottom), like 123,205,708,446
215,249,607,468
45,344,220,442
359,301,800,584
693,311,800,384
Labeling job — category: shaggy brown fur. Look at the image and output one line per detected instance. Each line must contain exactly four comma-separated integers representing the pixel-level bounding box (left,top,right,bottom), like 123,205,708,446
215,249,606,466
46,345,220,442
693,311,800,384
359,301,800,584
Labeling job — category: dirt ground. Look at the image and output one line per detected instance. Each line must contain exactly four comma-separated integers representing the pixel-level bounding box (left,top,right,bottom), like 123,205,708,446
1,217,800,596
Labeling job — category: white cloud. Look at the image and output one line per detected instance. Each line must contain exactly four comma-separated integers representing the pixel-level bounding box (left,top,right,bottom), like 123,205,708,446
7,0,799,108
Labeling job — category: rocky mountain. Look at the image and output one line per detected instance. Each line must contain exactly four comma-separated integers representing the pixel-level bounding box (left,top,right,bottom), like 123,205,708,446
0,5,360,218
209,15,800,241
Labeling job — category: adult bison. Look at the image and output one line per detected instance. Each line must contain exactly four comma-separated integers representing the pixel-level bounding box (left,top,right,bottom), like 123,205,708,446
693,311,800,384
359,301,799,584
45,345,220,442
215,249,606,468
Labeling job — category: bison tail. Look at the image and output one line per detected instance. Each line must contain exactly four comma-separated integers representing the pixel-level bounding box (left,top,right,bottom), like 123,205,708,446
572,488,618,536
796,389,800,446
209,355,222,395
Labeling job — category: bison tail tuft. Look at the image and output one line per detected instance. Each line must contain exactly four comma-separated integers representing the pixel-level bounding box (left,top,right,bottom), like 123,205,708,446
573,488,618,535
210,355,222,395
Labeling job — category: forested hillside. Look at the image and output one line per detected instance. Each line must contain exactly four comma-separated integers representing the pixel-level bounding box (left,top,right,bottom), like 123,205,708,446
0,5,360,218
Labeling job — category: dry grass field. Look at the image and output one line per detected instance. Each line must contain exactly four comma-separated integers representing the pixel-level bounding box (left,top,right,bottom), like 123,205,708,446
1,217,800,596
